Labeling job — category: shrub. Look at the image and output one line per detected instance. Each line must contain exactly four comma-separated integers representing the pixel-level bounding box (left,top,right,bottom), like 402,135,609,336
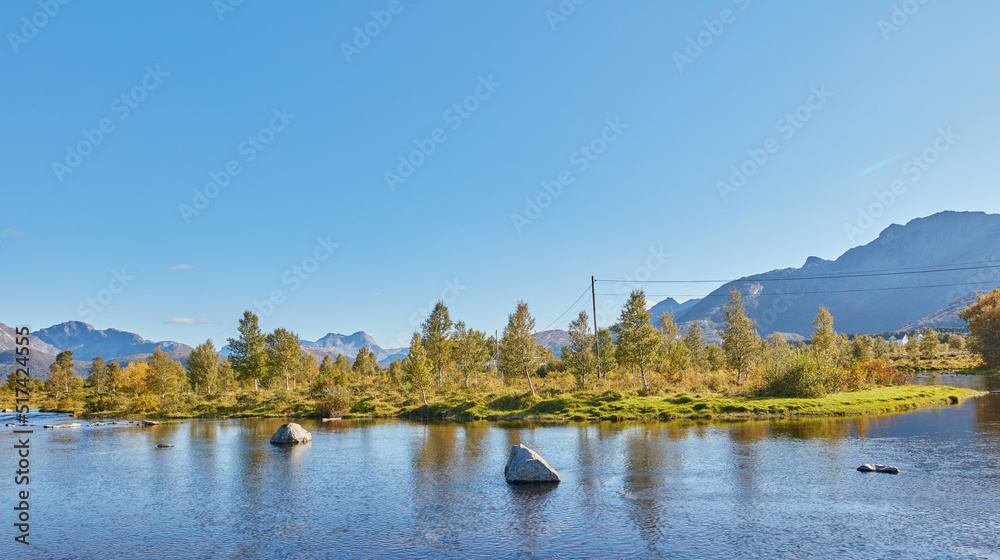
315,386,352,417
859,359,907,387
759,351,838,398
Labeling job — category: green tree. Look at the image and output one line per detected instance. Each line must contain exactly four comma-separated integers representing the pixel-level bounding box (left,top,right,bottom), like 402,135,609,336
593,328,617,378
705,343,725,371
811,307,836,359
421,301,453,387
920,328,938,363
333,354,352,385
611,290,660,391
850,335,874,364
227,311,268,392
146,348,186,398
905,334,920,365
564,311,595,387
453,321,490,387
948,333,966,351
46,363,69,400
353,347,373,385
217,359,235,392
55,350,74,379
105,361,122,393
657,312,689,380
499,301,539,396
403,333,432,405
683,321,705,371
721,288,760,383
266,327,303,390
300,352,319,388
187,340,221,394
319,355,335,379
87,356,107,394
959,289,1000,368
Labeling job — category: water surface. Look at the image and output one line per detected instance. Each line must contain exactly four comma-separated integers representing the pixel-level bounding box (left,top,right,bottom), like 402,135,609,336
2,377,998,559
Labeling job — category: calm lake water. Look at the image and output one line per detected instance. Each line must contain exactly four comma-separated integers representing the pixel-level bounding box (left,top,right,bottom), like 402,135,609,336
2,376,999,560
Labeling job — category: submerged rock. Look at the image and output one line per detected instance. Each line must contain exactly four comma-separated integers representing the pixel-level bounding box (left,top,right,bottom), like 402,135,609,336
140,420,160,427
156,443,174,448
858,464,900,474
504,444,560,484
88,422,106,427
270,423,312,444
44,423,81,429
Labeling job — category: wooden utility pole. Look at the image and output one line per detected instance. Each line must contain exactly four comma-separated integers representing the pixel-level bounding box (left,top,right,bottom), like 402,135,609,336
592,275,601,380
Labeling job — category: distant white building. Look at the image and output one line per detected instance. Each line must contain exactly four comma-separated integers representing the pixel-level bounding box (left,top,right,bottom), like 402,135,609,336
888,334,909,346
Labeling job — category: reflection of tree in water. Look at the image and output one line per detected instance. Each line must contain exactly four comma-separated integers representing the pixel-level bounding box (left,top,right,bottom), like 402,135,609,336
975,392,1000,435
620,424,676,553
406,423,466,554
766,417,854,441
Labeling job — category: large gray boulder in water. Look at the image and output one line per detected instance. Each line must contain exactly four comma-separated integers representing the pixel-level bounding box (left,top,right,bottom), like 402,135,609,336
270,423,312,445
504,444,560,484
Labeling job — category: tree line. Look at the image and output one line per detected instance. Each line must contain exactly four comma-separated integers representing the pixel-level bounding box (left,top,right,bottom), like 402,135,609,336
8,288,1000,410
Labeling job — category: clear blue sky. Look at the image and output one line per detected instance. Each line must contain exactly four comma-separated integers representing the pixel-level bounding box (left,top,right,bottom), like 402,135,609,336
3,1,999,349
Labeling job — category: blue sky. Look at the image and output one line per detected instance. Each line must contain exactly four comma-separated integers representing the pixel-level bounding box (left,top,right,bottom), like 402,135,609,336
3,0,999,349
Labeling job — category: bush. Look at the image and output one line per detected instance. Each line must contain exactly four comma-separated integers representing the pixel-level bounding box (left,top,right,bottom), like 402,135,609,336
859,359,907,387
759,351,837,398
128,395,159,414
315,386,352,417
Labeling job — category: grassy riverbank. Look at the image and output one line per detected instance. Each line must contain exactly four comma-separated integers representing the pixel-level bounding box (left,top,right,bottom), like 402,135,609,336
19,384,979,423
397,385,981,422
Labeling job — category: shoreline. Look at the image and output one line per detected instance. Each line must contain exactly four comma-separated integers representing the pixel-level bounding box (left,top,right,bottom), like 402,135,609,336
44,385,984,424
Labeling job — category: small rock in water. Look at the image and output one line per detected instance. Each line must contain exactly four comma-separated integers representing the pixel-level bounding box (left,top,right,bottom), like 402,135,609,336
88,422,106,427
270,422,312,444
5,423,14,427
858,463,899,474
156,443,174,448
140,420,160,427
504,444,560,484
44,423,81,429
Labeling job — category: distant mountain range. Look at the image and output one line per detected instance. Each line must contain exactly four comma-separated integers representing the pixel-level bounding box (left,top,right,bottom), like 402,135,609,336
0,321,193,379
298,331,409,364
4,211,996,378
656,211,1000,338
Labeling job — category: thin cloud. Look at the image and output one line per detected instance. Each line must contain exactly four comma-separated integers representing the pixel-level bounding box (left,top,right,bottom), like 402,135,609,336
163,318,218,325
3,227,27,236
169,264,196,270
856,157,896,177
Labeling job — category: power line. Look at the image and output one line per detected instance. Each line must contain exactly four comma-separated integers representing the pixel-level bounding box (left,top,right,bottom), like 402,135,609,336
539,285,592,332
595,279,1000,298
593,261,1000,285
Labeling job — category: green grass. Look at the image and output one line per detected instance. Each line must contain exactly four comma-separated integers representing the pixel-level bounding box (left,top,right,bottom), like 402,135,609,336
396,385,981,422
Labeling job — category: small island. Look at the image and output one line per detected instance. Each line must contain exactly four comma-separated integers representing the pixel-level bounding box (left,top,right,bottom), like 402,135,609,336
4,288,995,424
